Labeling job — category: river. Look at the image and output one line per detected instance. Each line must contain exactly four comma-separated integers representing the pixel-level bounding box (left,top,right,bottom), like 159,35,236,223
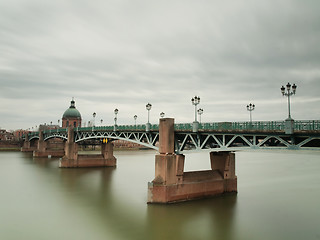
0,150,319,240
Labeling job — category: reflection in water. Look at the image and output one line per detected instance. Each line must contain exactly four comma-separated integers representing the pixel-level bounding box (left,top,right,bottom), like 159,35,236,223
146,195,237,240
1,150,320,240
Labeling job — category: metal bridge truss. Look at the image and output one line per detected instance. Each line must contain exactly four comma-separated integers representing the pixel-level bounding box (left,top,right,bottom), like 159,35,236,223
174,132,320,153
74,130,159,150
28,129,320,153
28,131,68,141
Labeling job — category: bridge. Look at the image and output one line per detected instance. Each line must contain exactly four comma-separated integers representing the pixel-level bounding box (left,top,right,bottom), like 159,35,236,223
26,119,320,152
22,118,320,203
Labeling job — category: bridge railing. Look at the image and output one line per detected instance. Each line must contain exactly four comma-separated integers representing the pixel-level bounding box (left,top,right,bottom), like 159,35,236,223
294,120,320,131
174,121,286,131
175,120,320,131
25,120,320,139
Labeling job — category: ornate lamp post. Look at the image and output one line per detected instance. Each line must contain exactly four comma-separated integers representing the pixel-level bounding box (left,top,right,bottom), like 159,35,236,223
146,103,152,132
246,103,255,123
197,108,203,124
113,108,119,131
281,82,297,134
100,119,103,126
134,115,137,127
93,112,96,126
160,112,165,118
191,96,200,132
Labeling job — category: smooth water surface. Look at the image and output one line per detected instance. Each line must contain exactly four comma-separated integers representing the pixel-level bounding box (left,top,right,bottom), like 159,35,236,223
0,150,319,240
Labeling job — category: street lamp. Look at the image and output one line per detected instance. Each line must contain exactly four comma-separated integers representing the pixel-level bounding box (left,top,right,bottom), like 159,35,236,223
246,103,255,123
134,115,137,127
197,108,203,124
281,82,297,134
100,119,103,126
191,96,200,132
160,112,165,118
281,83,297,119
114,109,118,131
146,103,152,132
93,112,96,126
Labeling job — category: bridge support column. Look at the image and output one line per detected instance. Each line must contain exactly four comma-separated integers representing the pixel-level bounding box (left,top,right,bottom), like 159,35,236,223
59,128,117,168
59,127,78,167
21,134,36,152
33,131,48,157
148,118,237,204
101,142,117,167
33,131,65,158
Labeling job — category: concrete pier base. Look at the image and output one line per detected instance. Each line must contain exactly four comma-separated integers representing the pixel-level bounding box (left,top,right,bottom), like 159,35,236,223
59,153,116,168
32,130,65,158
33,150,65,158
148,118,237,204
59,127,116,168
148,152,237,203
21,136,37,152
21,147,36,152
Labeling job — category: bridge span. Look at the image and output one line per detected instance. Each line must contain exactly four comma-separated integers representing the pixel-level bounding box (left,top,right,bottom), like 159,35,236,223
22,119,320,203
26,119,320,152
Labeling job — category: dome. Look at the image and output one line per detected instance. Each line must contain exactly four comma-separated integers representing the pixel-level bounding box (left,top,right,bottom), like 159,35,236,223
62,99,81,119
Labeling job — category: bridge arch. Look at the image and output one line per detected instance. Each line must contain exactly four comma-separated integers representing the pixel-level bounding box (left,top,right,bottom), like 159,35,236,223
29,136,39,141
44,135,68,141
75,135,159,151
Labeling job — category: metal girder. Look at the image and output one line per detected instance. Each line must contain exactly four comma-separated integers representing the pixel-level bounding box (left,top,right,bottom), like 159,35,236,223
43,131,68,141
174,132,320,154
30,127,320,153
74,130,159,150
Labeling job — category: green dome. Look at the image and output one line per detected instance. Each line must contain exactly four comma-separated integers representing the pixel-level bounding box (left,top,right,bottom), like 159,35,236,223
62,99,81,119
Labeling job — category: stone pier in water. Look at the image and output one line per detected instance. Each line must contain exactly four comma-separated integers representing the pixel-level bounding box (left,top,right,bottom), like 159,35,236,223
59,127,116,168
32,130,64,157
148,118,237,203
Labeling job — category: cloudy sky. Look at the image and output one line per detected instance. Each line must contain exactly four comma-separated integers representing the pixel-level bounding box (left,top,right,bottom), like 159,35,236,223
1,0,319,130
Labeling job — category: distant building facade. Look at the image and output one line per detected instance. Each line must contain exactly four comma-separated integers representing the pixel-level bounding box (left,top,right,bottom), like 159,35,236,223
0,129,14,141
62,99,82,128
13,129,29,140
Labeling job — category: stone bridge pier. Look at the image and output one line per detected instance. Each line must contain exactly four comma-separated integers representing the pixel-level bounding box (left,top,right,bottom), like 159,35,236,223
21,134,37,152
148,118,237,203
33,131,64,157
59,127,116,168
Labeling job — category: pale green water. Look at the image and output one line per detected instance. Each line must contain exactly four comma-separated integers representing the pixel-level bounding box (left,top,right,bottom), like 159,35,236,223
0,150,319,240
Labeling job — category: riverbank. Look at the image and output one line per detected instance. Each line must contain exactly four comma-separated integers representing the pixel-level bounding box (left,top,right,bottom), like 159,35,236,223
0,147,21,151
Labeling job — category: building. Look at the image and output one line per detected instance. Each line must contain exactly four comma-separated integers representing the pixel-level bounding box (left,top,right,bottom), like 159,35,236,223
38,124,60,131
13,129,29,140
62,98,82,128
0,129,14,141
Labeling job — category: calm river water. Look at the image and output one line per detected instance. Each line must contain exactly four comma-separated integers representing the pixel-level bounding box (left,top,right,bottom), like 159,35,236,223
0,150,319,240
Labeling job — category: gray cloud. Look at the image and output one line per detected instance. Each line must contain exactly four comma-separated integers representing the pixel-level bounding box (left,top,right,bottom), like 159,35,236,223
0,0,319,130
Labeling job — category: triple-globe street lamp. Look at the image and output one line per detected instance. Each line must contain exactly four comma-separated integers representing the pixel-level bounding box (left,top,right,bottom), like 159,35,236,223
114,108,118,131
134,115,137,127
191,96,200,132
93,112,96,127
197,108,203,124
246,103,255,123
146,103,152,132
281,82,297,134
281,83,297,119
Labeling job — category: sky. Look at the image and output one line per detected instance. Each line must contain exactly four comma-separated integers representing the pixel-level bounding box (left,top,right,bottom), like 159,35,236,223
1,0,319,130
